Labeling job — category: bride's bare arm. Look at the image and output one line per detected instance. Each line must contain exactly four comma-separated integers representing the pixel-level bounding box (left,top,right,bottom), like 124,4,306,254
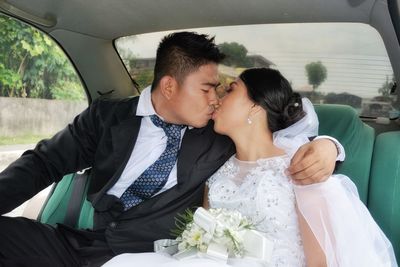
202,185,209,209
296,206,327,267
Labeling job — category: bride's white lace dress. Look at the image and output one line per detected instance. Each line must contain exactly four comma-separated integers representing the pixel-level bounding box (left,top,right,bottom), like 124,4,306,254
103,155,307,267
207,155,305,266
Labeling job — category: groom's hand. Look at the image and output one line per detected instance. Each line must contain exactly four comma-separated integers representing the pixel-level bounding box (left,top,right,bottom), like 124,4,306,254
287,138,338,185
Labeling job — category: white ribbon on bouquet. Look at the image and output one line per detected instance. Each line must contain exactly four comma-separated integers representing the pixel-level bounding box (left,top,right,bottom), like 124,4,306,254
154,208,274,266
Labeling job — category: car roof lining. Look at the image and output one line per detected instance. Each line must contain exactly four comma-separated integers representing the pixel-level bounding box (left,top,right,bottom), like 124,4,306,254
2,0,377,40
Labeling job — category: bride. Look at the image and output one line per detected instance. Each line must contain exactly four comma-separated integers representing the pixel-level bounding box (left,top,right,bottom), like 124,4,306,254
103,68,397,267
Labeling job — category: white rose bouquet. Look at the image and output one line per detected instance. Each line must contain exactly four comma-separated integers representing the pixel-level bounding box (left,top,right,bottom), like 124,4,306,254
173,207,254,258
154,207,273,264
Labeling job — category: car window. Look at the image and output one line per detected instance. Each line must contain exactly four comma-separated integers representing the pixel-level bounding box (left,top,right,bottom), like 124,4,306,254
115,23,397,119
0,14,88,216
0,14,87,158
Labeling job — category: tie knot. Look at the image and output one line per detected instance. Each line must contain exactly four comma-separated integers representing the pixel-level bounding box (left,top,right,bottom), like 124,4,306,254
150,115,185,139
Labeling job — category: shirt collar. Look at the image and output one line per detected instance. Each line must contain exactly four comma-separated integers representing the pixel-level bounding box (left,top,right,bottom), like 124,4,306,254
136,86,156,117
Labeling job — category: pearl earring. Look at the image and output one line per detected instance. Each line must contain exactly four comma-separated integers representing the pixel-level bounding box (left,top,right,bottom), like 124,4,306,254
247,117,252,124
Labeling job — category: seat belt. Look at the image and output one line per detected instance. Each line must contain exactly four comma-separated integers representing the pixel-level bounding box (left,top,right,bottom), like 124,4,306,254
64,168,91,228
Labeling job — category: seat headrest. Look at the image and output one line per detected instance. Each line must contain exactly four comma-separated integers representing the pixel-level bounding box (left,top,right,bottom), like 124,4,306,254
314,104,375,203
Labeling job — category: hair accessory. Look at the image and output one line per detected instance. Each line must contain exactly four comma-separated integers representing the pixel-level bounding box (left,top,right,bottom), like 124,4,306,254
294,102,299,107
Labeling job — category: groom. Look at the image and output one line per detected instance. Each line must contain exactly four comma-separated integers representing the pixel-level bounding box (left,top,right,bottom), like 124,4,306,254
0,32,342,266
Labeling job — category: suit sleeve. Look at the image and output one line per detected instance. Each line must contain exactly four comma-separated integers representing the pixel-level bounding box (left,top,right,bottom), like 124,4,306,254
0,100,101,215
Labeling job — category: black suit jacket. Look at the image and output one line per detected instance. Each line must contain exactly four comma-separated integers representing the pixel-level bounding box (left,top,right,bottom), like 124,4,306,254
0,96,235,253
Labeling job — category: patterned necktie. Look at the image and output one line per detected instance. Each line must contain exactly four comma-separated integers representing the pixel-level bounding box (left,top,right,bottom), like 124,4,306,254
119,115,185,211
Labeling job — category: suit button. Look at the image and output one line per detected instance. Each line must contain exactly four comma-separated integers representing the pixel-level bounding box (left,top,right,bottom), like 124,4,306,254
109,221,117,228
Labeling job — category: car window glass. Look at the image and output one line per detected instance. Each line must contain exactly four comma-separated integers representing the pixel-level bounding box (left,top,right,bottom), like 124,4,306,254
115,23,397,119
0,14,87,156
0,14,88,217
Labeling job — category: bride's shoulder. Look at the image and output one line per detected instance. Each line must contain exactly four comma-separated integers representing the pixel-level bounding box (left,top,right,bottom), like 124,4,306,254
206,156,237,187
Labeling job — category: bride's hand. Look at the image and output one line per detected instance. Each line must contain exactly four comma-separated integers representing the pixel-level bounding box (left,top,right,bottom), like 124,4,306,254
287,138,337,185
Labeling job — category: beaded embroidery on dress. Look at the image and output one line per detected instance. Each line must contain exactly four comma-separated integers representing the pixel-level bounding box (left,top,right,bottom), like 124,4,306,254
208,154,306,267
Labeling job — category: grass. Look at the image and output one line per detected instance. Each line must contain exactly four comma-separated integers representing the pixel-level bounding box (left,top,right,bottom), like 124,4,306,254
0,134,51,146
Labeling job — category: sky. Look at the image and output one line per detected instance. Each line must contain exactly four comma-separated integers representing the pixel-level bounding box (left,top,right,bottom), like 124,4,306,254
116,23,393,99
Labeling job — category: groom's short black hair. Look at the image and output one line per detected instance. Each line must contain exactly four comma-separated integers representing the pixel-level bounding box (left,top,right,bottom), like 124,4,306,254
151,31,225,91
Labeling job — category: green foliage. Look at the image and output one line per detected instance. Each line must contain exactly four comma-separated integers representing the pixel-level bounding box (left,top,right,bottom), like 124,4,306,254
218,42,252,68
51,81,86,100
170,208,195,238
0,14,85,100
132,69,154,91
305,61,327,91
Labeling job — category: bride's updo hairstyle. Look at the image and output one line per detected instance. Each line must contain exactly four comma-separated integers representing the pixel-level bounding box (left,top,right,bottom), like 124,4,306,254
239,68,305,132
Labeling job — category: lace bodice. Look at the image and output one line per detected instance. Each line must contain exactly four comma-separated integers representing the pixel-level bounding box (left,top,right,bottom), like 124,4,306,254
207,155,306,266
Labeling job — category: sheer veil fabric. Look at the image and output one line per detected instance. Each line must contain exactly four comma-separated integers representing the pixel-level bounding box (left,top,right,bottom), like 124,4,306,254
274,98,397,267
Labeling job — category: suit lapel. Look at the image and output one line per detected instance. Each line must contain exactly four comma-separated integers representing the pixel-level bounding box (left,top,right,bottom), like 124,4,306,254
176,126,209,185
94,99,142,202
111,117,142,167
99,116,142,195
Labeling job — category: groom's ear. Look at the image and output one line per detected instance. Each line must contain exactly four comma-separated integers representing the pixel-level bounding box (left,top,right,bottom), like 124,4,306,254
159,76,177,100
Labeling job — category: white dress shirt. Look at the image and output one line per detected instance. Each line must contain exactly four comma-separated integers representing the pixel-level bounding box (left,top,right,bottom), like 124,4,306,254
315,135,345,161
107,86,345,198
107,86,186,197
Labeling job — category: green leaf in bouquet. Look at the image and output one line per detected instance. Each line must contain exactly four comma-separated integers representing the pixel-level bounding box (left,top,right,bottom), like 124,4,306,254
170,208,196,238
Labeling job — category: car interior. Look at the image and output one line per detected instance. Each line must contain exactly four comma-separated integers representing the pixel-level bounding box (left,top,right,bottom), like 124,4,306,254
0,0,399,262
